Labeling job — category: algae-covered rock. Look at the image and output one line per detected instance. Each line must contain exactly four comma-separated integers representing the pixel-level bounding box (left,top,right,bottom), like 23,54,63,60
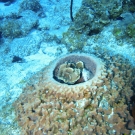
62,0,124,51
62,0,135,51
19,0,42,12
9,32,42,57
19,10,38,35
126,23,135,38
62,30,88,52
112,12,135,47
0,10,38,38
113,27,125,40
0,19,22,39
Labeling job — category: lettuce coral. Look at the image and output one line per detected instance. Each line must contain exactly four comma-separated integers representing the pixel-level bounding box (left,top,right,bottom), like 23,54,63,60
56,62,81,84
55,60,92,84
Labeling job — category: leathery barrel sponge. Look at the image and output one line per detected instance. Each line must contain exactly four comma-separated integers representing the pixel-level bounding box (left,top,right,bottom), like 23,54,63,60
14,53,135,135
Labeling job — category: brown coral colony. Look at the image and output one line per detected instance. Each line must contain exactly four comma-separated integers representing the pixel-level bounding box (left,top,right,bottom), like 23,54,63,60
54,60,94,85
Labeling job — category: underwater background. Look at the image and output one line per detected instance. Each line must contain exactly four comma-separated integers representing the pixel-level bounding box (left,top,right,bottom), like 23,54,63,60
0,0,135,134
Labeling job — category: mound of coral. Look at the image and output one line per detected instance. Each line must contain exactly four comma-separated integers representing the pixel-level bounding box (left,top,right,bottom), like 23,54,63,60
14,53,135,135
62,0,135,51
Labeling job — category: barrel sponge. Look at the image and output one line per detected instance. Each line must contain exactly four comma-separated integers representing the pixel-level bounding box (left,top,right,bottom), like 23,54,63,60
40,53,105,102
14,53,135,134
53,53,104,85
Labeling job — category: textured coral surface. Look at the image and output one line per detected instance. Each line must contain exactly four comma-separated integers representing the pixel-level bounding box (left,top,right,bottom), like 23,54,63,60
56,62,82,84
55,60,94,85
14,53,135,135
62,0,124,51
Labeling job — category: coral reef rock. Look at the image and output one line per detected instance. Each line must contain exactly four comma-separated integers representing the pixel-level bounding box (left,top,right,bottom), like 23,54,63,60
19,0,42,12
9,33,42,57
14,53,135,135
0,10,38,38
62,0,135,51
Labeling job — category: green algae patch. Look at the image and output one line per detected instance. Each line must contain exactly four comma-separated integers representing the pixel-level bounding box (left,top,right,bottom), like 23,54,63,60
126,23,135,38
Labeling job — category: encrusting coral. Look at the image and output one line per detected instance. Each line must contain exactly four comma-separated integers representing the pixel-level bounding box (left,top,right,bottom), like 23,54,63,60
14,53,135,135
